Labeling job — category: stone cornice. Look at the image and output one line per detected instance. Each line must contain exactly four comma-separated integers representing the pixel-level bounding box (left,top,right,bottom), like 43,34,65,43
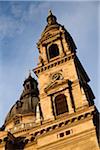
37,127,96,150
22,106,94,145
33,53,75,77
1,106,95,147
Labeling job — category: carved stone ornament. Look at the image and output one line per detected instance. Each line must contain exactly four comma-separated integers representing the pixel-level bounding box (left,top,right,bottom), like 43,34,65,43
44,72,65,94
51,72,63,81
44,79,69,95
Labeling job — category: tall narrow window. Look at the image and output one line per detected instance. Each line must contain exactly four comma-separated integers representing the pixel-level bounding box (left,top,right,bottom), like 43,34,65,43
55,94,68,115
48,44,59,59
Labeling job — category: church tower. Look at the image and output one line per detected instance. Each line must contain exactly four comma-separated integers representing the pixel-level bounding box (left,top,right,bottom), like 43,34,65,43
0,11,99,150
33,10,99,149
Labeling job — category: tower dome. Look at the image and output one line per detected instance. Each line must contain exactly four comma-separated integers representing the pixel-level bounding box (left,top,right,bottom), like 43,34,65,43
4,73,41,131
47,10,57,25
39,10,62,41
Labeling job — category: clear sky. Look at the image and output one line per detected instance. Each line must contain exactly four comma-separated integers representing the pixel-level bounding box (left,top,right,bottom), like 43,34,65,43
0,1,99,127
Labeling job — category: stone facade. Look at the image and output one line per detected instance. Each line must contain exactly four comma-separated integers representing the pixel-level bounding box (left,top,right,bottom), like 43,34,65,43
0,11,99,150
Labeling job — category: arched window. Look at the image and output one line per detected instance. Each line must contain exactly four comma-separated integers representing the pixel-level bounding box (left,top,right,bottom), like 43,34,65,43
48,44,59,59
55,94,68,115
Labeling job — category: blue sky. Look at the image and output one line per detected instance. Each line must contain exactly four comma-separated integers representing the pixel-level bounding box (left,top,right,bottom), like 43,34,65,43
0,1,99,127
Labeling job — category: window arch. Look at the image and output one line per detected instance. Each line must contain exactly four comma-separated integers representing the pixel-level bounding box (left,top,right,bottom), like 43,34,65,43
55,94,68,116
48,44,59,59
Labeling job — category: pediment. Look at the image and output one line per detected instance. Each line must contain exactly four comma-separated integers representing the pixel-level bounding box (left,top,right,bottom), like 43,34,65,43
44,79,69,95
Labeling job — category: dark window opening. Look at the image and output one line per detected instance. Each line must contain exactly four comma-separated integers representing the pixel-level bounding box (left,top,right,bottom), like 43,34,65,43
31,84,34,89
59,132,64,138
26,84,29,89
48,44,59,59
66,130,70,135
59,130,71,138
55,94,68,116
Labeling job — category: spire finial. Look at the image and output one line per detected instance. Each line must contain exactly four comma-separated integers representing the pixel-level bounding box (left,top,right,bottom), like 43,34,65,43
47,10,57,25
48,9,52,16
29,69,31,77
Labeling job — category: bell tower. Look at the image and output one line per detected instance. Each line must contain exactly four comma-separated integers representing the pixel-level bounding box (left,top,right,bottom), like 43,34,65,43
34,10,94,120
0,11,99,150
33,11,99,149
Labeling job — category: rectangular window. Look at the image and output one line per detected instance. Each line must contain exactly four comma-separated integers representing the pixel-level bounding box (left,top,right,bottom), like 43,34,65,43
58,130,71,139
66,130,70,135
59,132,64,137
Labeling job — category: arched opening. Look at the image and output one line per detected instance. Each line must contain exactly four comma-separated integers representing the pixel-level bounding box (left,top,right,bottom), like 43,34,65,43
55,94,68,116
48,44,59,59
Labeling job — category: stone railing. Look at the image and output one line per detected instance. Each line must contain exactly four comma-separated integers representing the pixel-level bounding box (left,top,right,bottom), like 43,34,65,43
9,122,37,134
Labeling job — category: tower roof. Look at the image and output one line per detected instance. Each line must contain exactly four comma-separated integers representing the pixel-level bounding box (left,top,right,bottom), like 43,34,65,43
23,71,37,86
4,74,39,125
38,10,63,45
47,10,57,25
37,10,77,52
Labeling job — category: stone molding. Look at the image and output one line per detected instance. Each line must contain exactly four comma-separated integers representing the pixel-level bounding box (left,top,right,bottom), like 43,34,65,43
5,106,94,146
34,53,75,76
